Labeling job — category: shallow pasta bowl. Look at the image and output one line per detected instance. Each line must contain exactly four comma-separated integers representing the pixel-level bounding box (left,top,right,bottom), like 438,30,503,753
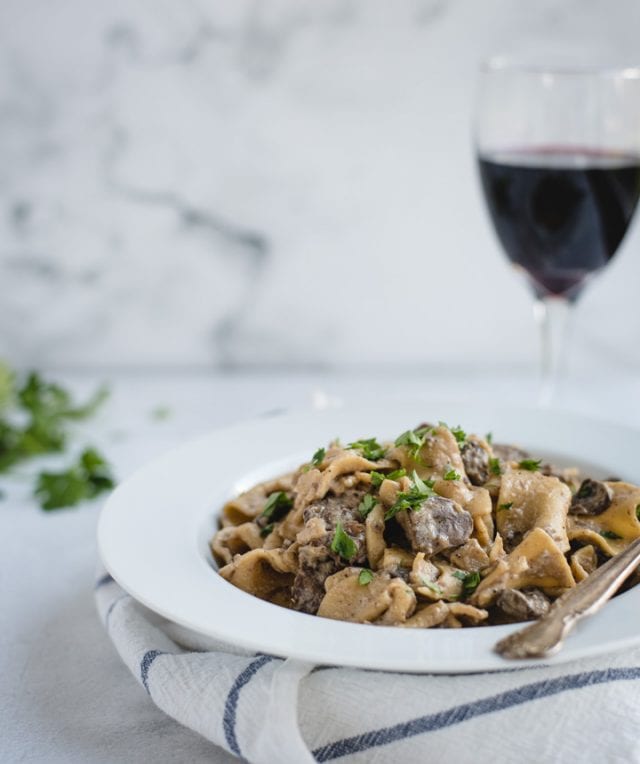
98,400,640,674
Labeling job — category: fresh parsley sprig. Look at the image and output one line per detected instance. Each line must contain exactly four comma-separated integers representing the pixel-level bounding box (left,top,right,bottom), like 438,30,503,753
385,470,436,521
394,426,432,460
370,468,406,488
34,448,115,511
489,457,502,476
452,570,481,597
358,569,374,586
358,494,378,519
518,459,542,472
260,491,293,521
0,370,109,474
347,438,386,462
443,465,461,481
331,522,358,560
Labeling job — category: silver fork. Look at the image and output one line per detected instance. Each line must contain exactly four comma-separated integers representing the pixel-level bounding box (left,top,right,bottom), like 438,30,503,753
494,536,640,659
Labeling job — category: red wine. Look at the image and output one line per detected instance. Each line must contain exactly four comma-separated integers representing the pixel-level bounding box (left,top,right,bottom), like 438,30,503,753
478,149,640,299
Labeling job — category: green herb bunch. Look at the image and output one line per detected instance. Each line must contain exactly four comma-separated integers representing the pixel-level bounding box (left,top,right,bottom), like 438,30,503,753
0,361,114,510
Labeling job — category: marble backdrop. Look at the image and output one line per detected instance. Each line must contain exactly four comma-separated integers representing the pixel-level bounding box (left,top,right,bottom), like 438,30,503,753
1,0,640,371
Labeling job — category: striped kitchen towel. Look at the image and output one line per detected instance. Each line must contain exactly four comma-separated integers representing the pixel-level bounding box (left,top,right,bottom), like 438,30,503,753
95,569,640,764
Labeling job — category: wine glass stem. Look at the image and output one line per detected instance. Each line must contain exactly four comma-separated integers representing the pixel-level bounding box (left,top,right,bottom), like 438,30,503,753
534,296,571,407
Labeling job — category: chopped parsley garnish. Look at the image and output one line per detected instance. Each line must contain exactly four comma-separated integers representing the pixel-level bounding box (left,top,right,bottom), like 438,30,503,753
600,530,622,540
358,494,378,519
347,438,386,461
34,447,115,511
518,459,542,472
311,447,326,467
636,504,640,522
260,491,293,521
331,522,358,561
498,502,513,511
450,426,467,445
260,523,275,538
394,426,432,460
452,570,481,597
443,466,461,481
385,470,436,520
370,471,385,487
358,569,374,586
438,421,466,445
420,579,443,596
485,432,493,445
371,468,406,487
0,370,109,474
489,457,502,476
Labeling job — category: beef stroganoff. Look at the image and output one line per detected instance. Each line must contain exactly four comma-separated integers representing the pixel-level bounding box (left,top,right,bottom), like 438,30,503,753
211,422,640,628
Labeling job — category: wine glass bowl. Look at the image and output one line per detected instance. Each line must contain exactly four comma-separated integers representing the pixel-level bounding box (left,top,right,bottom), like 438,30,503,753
475,60,640,402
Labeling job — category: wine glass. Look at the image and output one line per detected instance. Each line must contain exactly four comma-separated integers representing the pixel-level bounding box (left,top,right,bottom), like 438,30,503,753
475,59,640,405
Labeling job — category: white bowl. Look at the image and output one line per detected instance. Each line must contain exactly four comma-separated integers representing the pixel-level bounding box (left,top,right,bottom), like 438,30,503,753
98,399,640,673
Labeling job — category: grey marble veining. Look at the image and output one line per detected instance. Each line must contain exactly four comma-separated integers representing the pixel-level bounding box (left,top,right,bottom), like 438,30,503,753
1,0,640,371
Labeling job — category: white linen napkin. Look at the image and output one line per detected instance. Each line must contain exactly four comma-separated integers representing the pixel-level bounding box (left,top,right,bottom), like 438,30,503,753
95,569,640,763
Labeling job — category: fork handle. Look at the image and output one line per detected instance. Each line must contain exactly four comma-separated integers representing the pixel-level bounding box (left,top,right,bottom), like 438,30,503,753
495,536,640,659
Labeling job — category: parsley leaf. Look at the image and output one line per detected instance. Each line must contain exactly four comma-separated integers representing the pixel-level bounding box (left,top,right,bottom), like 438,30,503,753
0,361,15,413
358,494,378,519
311,447,326,467
347,438,386,462
518,458,542,472
370,468,406,487
260,491,293,521
370,470,386,487
358,569,374,586
485,432,493,445
385,470,436,520
636,504,640,522
331,522,358,561
34,447,115,511
452,570,481,597
600,530,622,540
489,457,501,476
443,466,461,481
394,426,432,460
498,502,513,511
0,370,109,474
260,523,275,538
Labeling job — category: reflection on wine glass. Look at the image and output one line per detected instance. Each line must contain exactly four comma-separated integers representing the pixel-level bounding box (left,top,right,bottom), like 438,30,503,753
475,60,640,404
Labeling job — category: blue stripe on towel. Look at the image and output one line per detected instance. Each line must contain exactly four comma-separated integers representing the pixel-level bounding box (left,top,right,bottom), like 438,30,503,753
94,572,114,589
223,654,275,756
104,594,130,628
140,650,166,694
313,666,640,761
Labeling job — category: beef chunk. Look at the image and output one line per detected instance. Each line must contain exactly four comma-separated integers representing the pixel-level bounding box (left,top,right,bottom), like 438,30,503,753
570,479,613,516
292,491,368,614
397,495,473,555
496,588,550,621
291,544,339,614
303,491,367,563
461,439,490,486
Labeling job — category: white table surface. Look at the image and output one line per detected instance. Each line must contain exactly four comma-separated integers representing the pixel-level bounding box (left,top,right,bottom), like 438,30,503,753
3,367,640,763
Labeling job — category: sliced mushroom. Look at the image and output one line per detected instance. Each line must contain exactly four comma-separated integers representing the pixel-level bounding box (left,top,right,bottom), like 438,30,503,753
492,443,530,464
570,479,613,516
396,495,473,556
461,438,491,486
496,588,550,622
